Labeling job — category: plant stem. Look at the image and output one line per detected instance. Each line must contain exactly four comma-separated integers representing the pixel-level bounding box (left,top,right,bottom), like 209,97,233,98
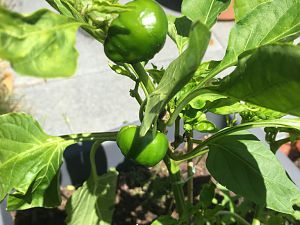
164,156,185,216
251,204,263,225
139,99,147,122
90,141,102,180
252,219,260,225
169,148,209,162
61,131,118,143
216,211,251,225
130,81,143,105
131,63,155,94
172,117,183,149
187,132,194,205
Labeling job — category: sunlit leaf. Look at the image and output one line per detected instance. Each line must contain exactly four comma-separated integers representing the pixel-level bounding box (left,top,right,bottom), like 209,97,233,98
65,169,118,225
0,8,81,77
0,113,74,210
207,131,300,216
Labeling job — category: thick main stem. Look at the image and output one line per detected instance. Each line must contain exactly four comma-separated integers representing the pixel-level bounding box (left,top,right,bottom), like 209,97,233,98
131,63,155,94
164,156,185,216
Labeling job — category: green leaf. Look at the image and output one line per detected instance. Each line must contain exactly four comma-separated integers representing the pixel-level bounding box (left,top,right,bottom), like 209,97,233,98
0,7,81,77
199,183,216,208
200,0,300,86
181,108,217,133
234,0,271,22
193,60,220,81
173,61,220,108
240,104,285,123
45,0,105,41
46,0,129,22
189,93,225,110
216,45,300,117
194,120,217,133
207,131,300,217
207,98,248,115
108,63,134,80
65,169,118,225
7,171,61,210
45,0,76,18
0,113,74,210
167,15,191,53
147,65,165,85
182,0,231,28
140,21,211,136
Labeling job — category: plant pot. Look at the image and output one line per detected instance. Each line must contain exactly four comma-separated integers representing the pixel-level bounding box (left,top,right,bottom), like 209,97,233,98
218,0,235,21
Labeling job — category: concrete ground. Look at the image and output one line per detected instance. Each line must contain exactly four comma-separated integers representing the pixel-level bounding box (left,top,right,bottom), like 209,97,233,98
10,0,234,136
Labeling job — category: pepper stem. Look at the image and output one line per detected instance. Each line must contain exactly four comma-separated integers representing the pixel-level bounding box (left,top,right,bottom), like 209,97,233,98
164,156,185,216
131,62,155,94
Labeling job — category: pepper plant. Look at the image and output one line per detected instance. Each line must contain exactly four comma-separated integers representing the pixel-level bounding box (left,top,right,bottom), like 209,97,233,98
0,0,300,224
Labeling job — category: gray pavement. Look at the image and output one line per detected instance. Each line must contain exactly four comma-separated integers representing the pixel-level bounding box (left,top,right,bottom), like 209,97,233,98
11,0,234,135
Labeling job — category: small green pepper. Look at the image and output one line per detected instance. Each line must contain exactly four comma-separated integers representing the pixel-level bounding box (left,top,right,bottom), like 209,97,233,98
116,125,168,167
104,0,168,63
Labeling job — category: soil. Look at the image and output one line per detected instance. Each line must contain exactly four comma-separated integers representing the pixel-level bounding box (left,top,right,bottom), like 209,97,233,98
280,141,300,168
11,142,300,225
12,156,211,225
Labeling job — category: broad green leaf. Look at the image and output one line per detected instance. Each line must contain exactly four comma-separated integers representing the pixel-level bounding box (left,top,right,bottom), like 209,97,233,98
199,0,300,87
0,113,74,210
140,21,211,136
65,169,118,225
0,7,81,78
207,131,300,216
182,0,231,28
7,171,61,210
234,0,271,22
167,15,191,53
216,45,300,117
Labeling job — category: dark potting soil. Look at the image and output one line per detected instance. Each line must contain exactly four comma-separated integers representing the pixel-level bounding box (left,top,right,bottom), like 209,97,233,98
13,157,210,225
